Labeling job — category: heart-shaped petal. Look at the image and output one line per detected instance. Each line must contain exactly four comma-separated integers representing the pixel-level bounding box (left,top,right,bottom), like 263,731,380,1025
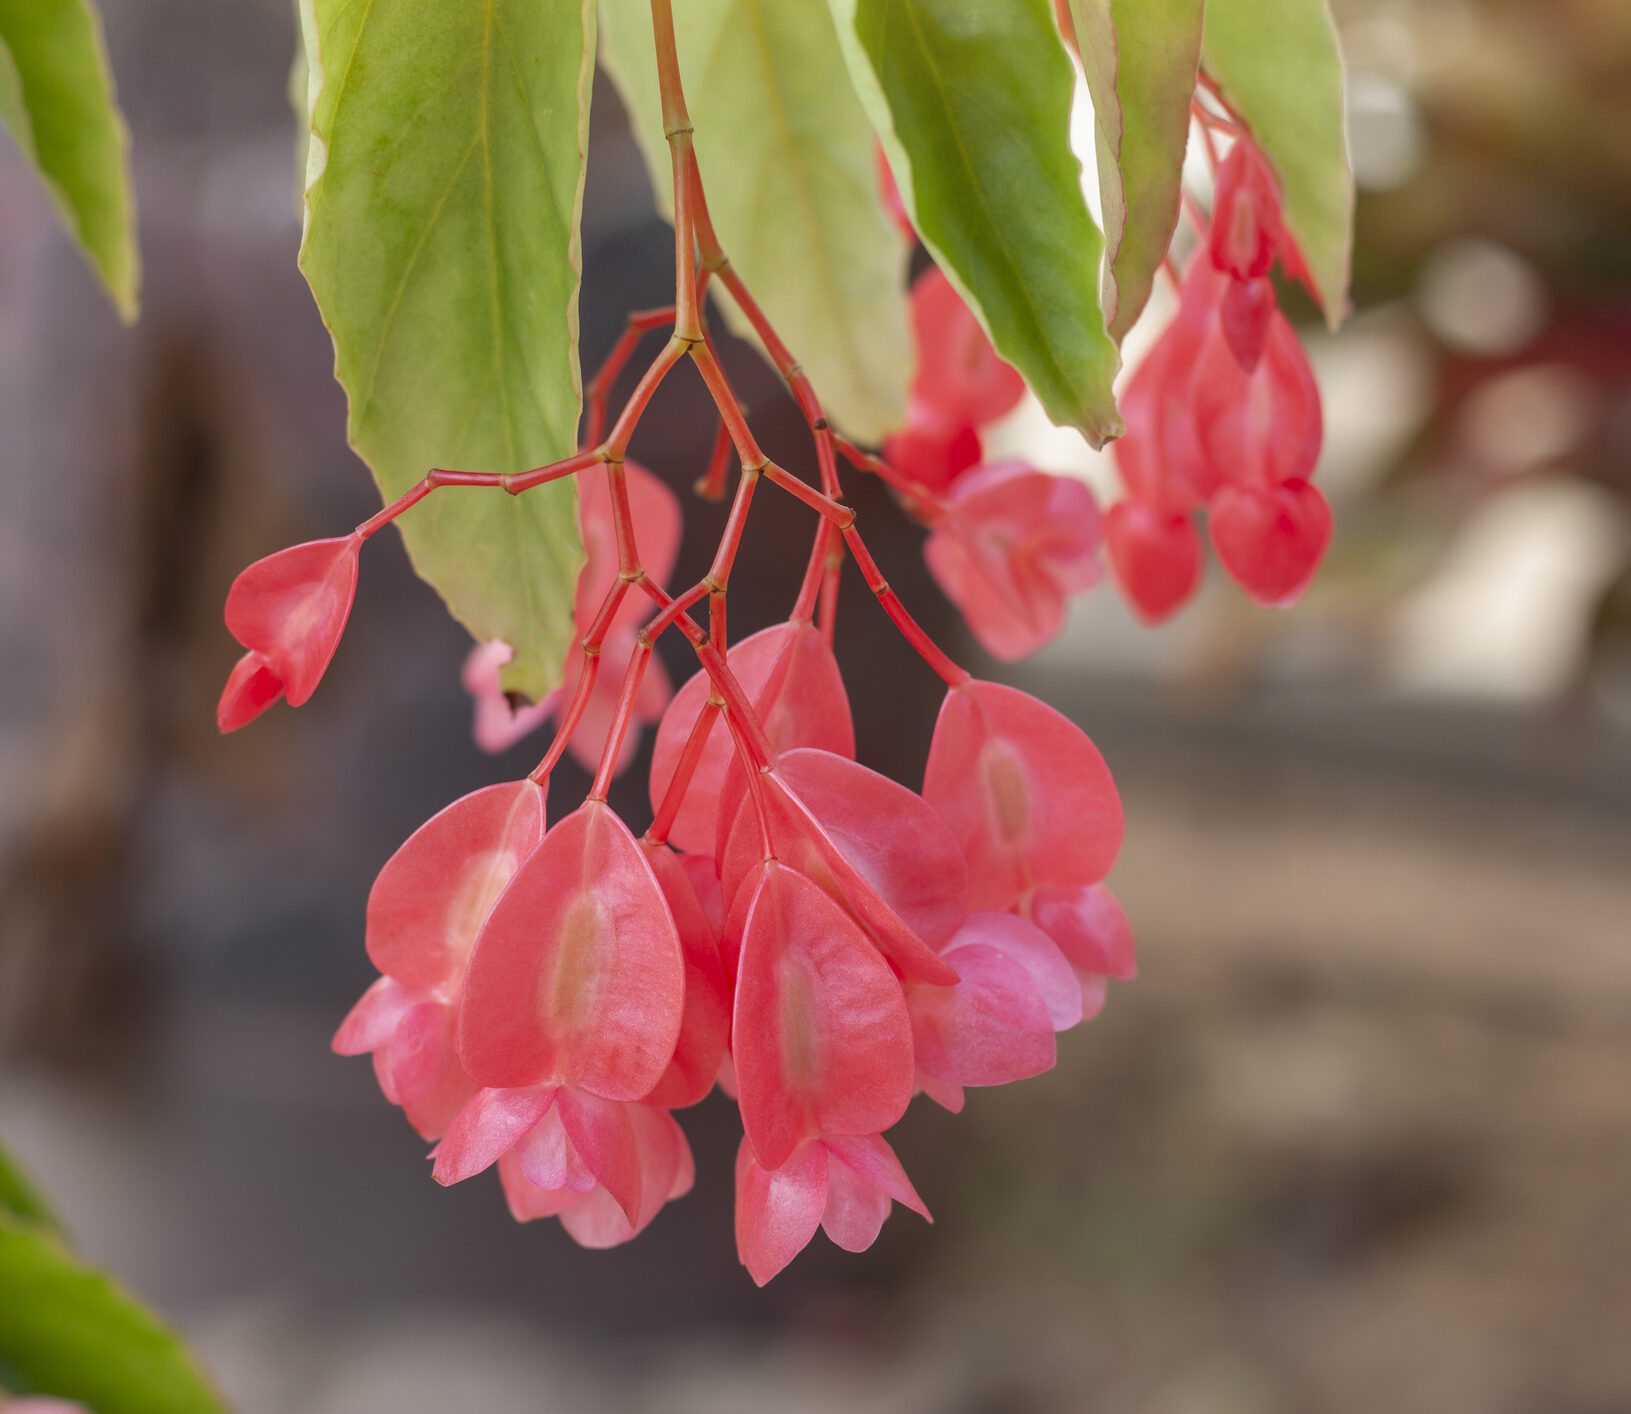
559,1106,693,1250
1105,500,1203,625
459,802,684,1098
1209,477,1333,606
555,1087,642,1224
923,680,1123,910
367,780,548,996
223,536,361,707
732,863,915,1169
432,1084,557,1186
909,943,1054,1088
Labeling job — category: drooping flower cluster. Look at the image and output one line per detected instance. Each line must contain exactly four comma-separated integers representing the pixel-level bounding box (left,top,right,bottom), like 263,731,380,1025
1106,134,1330,623
210,38,1340,1290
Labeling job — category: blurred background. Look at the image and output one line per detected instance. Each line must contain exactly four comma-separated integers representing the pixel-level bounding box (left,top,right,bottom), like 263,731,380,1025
1,0,1628,1410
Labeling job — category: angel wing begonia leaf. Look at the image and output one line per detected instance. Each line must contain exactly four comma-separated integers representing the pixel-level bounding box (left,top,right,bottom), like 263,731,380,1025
732,864,915,1169
1067,0,1205,341
923,680,1123,910
366,780,548,996
1201,0,1353,327
459,802,683,1098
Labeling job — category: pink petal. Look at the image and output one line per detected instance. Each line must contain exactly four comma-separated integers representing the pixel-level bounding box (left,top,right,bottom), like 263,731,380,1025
558,1105,692,1249
772,748,969,954
382,999,477,1142
1209,477,1333,606
719,763,962,987
1209,140,1284,281
679,853,726,937
431,1085,556,1186
732,864,916,1169
217,650,285,733
883,416,982,495
332,976,415,1056
366,780,548,996
907,266,1025,428
462,641,555,754
825,1132,931,1220
735,1137,829,1286
917,1073,965,1113
953,912,1082,1031
555,1087,642,1224
458,802,684,1098
923,680,1123,910
1194,311,1323,491
498,1150,588,1222
1027,882,1136,981
642,844,731,1109
649,621,854,856
514,1103,597,1194
820,1155,891,1252
223,536,360,707
908,943,1055,1089
1105,500,1202,625
925,463,1101,661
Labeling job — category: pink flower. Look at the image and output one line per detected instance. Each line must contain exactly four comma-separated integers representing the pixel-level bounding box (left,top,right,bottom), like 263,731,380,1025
332,779,548,1138
735,1132,929,1286
1025,882,1137,1019
924,461,1103,661
217,535,361,731
1104,499,1202,625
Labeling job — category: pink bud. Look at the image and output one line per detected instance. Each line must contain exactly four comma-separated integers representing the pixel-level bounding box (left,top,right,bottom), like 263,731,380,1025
1105,499,1203,624
218,534,361,729
1209,140,1284,281
907,266,1025,430
1208,477,1333,606
924,462,1103,662
1194,309,1323,491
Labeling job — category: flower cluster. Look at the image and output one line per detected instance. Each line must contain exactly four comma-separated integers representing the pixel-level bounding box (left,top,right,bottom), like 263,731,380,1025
1106,132,1330,623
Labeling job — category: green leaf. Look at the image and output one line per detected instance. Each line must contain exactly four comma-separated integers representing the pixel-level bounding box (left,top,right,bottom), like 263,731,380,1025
298,0,594,701
598,0,910,443
1202,0,1352,326
0,0,139,321
0,1141,63,1237
1069,0,1204,341
827,0,1122,447
0,1216,226,1413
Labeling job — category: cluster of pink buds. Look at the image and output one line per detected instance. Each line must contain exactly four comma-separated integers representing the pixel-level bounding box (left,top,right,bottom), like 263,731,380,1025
216,114,1136,1278
1107,123,1330,624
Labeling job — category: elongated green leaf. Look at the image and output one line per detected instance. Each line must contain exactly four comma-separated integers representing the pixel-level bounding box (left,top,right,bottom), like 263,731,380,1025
299,0,593,700
0,1141,62,1236
828,0,1121,446
1069,0,1203,341
1202,0,1352,326
0,0,138,320
0,1217,225,1413
598,0,910,442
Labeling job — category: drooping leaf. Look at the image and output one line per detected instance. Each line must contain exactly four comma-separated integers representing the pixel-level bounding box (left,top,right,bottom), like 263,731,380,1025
298,0,593,701
0,1216,226,1414
0,1141,61,1236
1201,0,1352,327
598,0,910,441
1068,0,1204,341
0,0,138,320
827,0,1122,446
